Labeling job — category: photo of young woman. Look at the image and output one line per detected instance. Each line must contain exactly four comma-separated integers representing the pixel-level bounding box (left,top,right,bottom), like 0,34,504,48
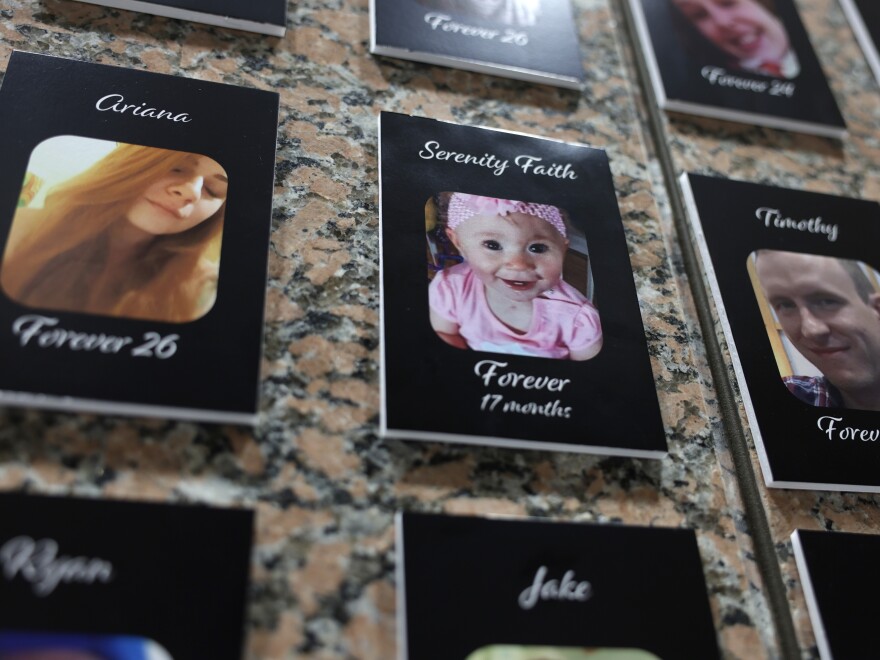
1,137,228,323
670,0,800,78
427,192,602,361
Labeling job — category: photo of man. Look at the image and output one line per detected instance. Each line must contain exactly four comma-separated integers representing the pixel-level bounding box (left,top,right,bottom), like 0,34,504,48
753,249,880,411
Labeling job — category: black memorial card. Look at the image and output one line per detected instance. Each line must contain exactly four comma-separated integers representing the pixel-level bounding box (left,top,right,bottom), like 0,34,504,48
0,51,279,424
370,0,583,88
396,512,720,660
791,529,880,660
378,112,665,457
682,173,880,491
840,0,880,86
0,493,253,660
628,0,845,138
72,0,287,36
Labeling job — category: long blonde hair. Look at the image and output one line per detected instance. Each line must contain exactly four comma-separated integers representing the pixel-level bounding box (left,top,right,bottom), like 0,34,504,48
1,143,225,322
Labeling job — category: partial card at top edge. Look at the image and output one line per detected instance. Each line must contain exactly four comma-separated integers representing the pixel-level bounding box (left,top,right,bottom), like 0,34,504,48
371,0,584,88
627,0,845,138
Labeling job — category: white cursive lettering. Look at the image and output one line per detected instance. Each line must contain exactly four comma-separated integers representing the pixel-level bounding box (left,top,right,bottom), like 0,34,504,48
418,140,509,176
1,536,114,597
12,315,134,353
756,207,838,242
701,66,768,93
96,93,192,122
518,565,592,610
474,360,571,392
424,13,500,39
818,415,880,442
514,155,577,180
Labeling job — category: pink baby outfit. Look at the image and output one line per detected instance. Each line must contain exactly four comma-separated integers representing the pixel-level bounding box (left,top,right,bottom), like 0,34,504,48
429,262,602,359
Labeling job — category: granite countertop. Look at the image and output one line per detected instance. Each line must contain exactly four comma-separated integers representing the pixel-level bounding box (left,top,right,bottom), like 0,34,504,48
2,0,867,657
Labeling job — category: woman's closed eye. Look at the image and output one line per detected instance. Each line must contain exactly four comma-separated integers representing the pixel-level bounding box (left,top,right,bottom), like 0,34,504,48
169,169,225,200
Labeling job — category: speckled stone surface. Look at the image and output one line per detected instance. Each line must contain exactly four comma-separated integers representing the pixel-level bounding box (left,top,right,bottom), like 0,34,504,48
633,0,880,658
0,0,800,658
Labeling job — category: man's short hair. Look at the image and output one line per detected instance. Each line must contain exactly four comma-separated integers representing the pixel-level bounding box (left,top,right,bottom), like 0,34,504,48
839,258,875,303
754,249,876,303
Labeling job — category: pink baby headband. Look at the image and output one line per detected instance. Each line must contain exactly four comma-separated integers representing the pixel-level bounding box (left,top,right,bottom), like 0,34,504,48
447,193,567,238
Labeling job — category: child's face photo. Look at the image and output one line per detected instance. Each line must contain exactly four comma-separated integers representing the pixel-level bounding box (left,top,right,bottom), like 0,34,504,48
447,210,567,305
672,0,789,64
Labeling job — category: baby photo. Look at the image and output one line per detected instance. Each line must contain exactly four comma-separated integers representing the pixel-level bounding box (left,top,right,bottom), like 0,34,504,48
748,249,880,412
669,0,800,78
426,192,602,361
1,136,228,324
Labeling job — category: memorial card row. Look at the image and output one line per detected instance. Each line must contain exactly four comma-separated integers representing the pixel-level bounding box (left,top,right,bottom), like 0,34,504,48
4,8,880,657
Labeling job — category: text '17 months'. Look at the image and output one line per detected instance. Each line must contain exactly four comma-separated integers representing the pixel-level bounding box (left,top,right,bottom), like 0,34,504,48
475,359,573,418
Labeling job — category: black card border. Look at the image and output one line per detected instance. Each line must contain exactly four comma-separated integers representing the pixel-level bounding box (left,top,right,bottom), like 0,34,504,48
0,492,254,660
0,51,279,424
378,112,666,458
395,511,720,660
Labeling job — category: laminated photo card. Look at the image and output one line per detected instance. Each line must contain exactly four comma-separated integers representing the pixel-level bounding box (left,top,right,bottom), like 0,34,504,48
370,0,584,88
378,112,665,457
0,52,279,423
791,529,880,660
682,173,880,491
0,493,254,660
840,0,880,86
396,512,720,659
628,0,846,138
71,0,287,37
